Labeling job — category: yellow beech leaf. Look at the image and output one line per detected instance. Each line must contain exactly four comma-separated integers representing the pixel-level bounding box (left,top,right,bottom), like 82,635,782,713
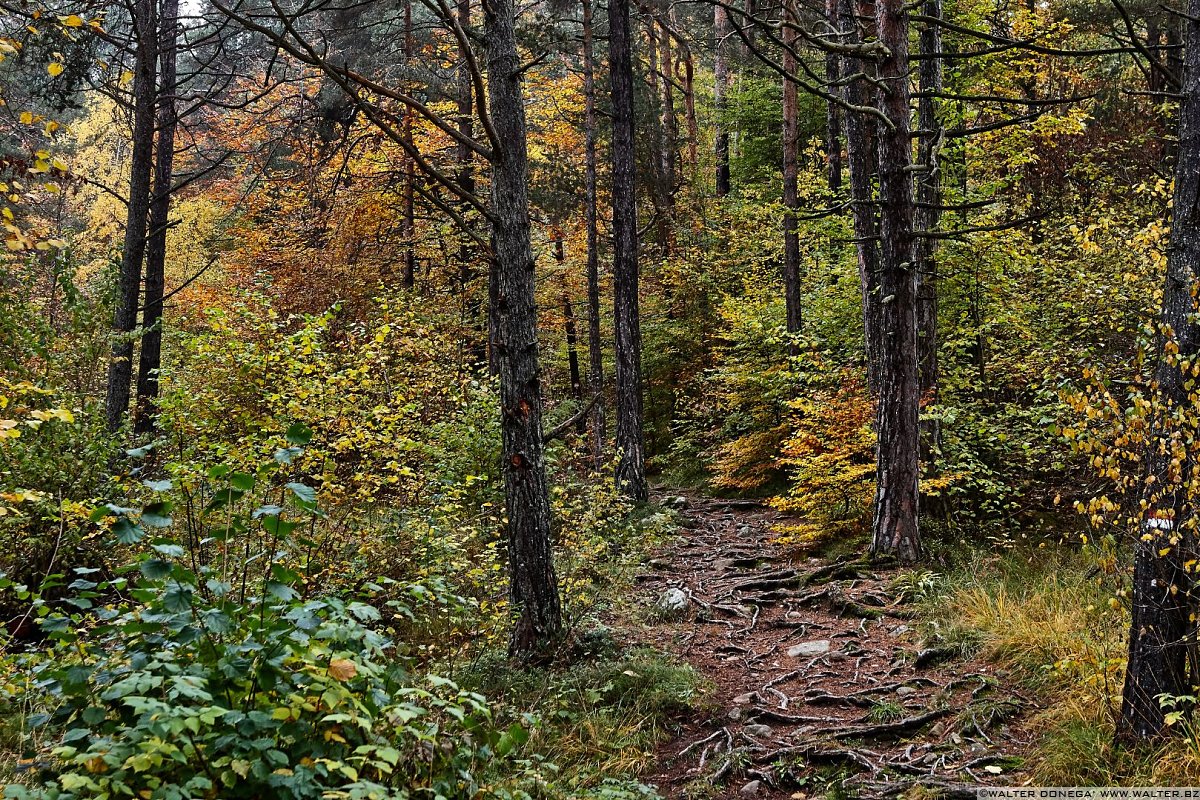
18,112,32,124
328,659,357,681
47,62,64,77
61,14,84,26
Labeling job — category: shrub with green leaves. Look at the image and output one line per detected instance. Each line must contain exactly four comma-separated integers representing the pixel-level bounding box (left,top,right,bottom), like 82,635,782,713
0,439,544,800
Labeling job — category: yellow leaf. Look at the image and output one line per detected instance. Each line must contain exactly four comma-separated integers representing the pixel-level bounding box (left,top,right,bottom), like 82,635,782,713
19,111,32,124
61,14,84,26
47,62,63,77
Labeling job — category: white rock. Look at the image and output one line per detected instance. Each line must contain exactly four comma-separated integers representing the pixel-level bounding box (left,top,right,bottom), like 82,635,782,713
740,780,762,796
657,588,689,613
787,639,831,658
733,692,757,705
744,724,773,738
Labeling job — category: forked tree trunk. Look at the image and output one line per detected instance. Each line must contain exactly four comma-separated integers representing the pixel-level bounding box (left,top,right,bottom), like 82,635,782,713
133,0,179,436
582,0,606,470
869,0,921,563
106,0,157,434
610,0,649,502
781,0,802,347
1118,0,1200,740
713,2,731,197
483,0,562,656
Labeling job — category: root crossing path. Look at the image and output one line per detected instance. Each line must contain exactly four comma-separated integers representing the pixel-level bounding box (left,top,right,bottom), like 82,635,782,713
637,494,1035,799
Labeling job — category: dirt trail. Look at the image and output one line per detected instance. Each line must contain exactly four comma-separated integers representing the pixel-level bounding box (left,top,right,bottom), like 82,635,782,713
636,494,1036,800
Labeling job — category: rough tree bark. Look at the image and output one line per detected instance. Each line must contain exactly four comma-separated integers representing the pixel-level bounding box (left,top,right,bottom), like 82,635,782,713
1118,0,1200,740
401,0,416,290
914,0,942,402
483,0,562,656
610,0,649,502
582,0,606,469
869,0,921,562
781,0,802,347
841,0,882,394
133,0,179,436
105,0,157,434
824,0,843,193
713,2,732,197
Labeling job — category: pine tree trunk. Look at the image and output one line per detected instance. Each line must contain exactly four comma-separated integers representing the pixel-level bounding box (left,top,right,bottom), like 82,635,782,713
825,0,843,193
781,0,802,347
401,0,416,290
610,0,648,502
483,0,562,656
915,0,942,402
869,0,921,563
133,0,178,437
841,0,882,394
582,0,606,470
105,0,157,434
455,0,485,371
1118,0,1200,739
713,3,731,198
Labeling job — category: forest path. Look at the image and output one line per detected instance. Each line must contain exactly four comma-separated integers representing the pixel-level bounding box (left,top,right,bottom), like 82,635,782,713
636,493,1036,800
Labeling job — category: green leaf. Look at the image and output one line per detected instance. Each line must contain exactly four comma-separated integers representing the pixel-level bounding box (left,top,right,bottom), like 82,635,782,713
139,559,172,580
285,422,313,446
141,501,174,528
285,482,316,506
229,472,255,492
163,585,194,612
143,479,173,492
113,518,146,544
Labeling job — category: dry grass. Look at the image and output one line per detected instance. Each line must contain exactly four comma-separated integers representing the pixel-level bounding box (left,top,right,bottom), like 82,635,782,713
923,543,1200,785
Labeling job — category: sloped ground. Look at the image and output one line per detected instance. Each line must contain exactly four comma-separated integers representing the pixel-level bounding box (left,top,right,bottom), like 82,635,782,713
636,495,1037,800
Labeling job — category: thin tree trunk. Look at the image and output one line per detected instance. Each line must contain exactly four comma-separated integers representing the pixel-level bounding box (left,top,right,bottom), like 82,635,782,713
454,0,485,370
402,0,417,290
781,0,802,347
825,0,843,193
105,0,157,434
133,0,178,437
841,0,881,393
610,0,648,502
915,0,942,402
1118,0,1200,740
680,38,699,168
483,0,562,656
658,20,678,200
582,0,606,470
869,0,921,563
714,2,731,197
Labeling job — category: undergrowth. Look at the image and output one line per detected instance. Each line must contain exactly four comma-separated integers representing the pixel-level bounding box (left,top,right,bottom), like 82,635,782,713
919,542,1200,785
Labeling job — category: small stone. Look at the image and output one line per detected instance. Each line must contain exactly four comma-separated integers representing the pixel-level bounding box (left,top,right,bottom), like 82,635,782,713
889,625,911,637
787,639,831,658
657,588,689,615
733,692,757,705
896,685,918,697
737,524,753,535
744,724,773,738
728,706,744,721
740,780,762,796
647,558,671,570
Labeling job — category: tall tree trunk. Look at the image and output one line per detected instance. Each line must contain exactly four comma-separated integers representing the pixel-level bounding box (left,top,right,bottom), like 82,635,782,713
454,0,487,371
133,0,178,437
841,0,882,393
825,0,844,194
713,3,731,197
105,0,157,434
781,0,802,347
680,36,699,168
869,0,921,563
483,0,562,656
582,0,606,470
915,0,942,401
1118,0,1200,740
644,19,673,253
554,232,585,430
402,0,417,290
657,20,678,201
610,0,648,502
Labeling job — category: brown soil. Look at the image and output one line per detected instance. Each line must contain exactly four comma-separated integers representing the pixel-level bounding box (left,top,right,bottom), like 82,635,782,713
635,494,1038,800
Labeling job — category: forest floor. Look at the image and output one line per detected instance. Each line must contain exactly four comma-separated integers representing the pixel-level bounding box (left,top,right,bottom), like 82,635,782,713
635,494,1038,800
